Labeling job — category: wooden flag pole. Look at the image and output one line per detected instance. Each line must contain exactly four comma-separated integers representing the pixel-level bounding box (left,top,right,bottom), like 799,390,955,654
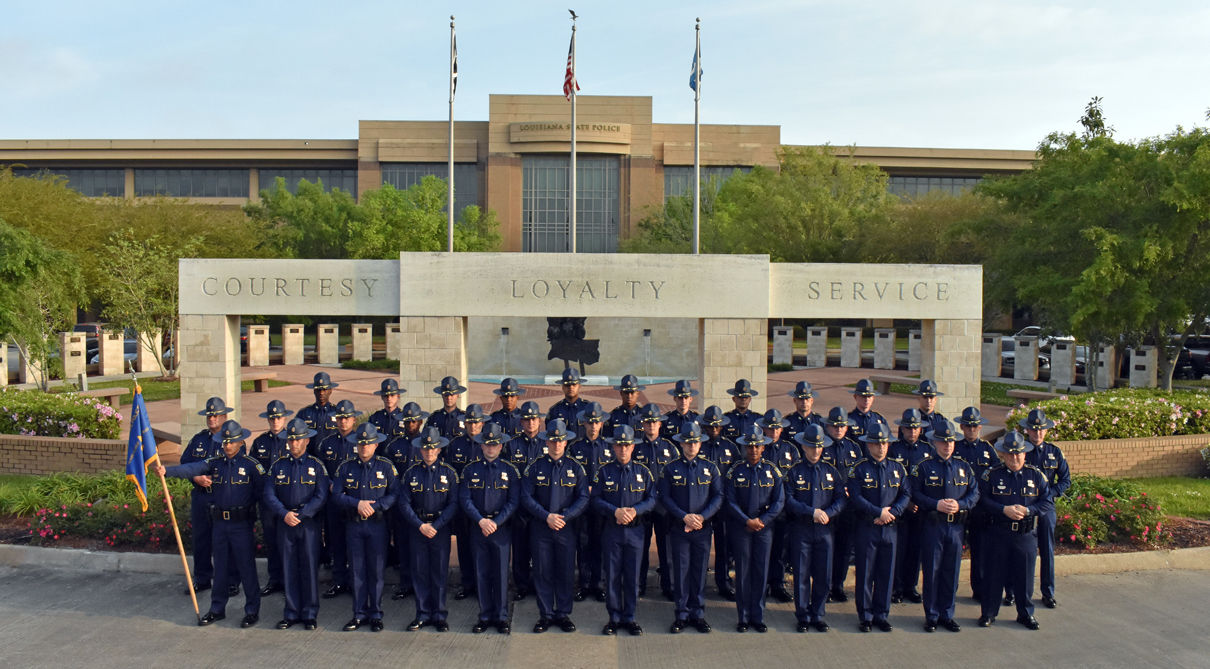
159,467,201,623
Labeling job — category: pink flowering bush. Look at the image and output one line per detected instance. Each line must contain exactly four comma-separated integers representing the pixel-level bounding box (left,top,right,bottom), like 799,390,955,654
1005,388,1210,440
0,388,122,439
1056,475,1169,549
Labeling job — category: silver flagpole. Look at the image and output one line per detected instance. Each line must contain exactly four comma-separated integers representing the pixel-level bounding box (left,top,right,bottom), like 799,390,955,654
569,21,578,254
447,16,456,253
693,18,701,255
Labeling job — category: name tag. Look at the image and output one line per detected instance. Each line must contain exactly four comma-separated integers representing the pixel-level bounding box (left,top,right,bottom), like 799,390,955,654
537,475,547,481
673,475,684,481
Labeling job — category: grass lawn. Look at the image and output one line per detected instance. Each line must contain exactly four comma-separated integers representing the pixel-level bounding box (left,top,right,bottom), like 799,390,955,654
52,378,290,405
868,380,1033,407
1128,477,1210,520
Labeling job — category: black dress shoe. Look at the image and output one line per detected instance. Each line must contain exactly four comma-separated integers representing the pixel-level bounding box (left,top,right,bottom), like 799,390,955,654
626,622,643,636
198,612,225,627
1016,615,1040,631
769,585,793,603
720,586,736,601
890,592,903,604
690,617,711,633
454,588,473,601
304,620,318,630
812,620,830,633
497,620,511,634
323,584,349,599
736,623,749,633
940,618,962,632
186,581,211,595
1002,592,1015,606
796,621,810,633
904,589,922,604
533,618,549,633
228,585,241,597
472,620,490,634
342,618,363,631
276,619,295,630
240,614,258,628
602,622,617,636
594,588,607,602
392,586,412,600
573,588,587,602
260,583,284,596
513,589,528,601
858,621,872,633
434,621,449,633
1041,595,1057,609
753,622,768,633
406,618,427,631
874,618,893,632
370,619,385,632
670,619,687,634
924,620,937,633
556,617,576,633
977,615,994,627
829,588,848,603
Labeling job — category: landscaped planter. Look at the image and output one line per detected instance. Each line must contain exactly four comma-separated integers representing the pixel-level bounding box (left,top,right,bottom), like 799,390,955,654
1057,433,1210,478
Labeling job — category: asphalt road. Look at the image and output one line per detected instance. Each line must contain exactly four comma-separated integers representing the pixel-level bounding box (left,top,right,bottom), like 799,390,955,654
0,565,1205,668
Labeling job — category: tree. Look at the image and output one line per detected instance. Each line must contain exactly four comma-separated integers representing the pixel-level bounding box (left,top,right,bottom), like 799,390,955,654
0,221,83,390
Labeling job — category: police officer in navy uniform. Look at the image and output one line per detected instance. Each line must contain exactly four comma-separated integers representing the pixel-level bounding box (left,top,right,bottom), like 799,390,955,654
722,379,760,442
608,374,645,432
263,418,328,630
569,402,612,602
298,371,340,450
460,422,521,634
522,418,590,633
426,376,467,439
784,381,824,441
912,379,947,429
822,407,863,603
381,402,428,600
250,399,292,597
955,406,998,601
890,408,931,604
160,420,264,628
367,378,405,435
661,421,723,634
1021,408,1069,610
505,400,545,601
700,406,739,600
180,397,235,596
662,380,700,439
333,423,397,632
399,427,460,632
912,419,978,633
847,421,910,633
724,424,785,633
548,368,589,429
592,425,655,636
847,379,887,443
490,377,526,436
634,402,678,599
786,424,846,633
977,431,1050,630
445,404,485,600
315,399,361,600
757,408,800,603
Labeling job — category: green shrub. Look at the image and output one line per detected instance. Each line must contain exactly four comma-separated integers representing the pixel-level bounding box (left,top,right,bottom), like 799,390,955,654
768,363,794,372
1056,474,1169,549
0,388,122,439
1065,473,1144,501
342,358,399,371
1005,388,1210,440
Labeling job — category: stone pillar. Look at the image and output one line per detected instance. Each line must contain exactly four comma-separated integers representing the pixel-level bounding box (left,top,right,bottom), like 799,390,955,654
908,329,922,371
247,325,270,367
0,344,7,387
1129,346,1158,388
135,331,162,374
59,332,87,382
1050,340,1077,389
282,324,304,365
179,314,241,439
1013,335,1039,381
700,318,768,414
398,316,469,412
981,332,1001,378
772,326,793,366
920,319,981,418
352,323,373,361
1093,344,1117,391
806,327,827,368
19,350,42,385
873,328,896,370
317,324,339,365
840,327,862,368
98,328,125,377
385,323,401,362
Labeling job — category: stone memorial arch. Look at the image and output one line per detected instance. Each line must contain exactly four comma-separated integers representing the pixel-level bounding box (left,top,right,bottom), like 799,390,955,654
178,254,981,436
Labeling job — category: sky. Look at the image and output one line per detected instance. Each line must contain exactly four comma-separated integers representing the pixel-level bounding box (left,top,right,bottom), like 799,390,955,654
3,1,1209,150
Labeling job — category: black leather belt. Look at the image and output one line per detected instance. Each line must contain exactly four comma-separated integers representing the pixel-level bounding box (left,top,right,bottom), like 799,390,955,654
928,510,968,523
418,512,440,522
211,506,253,521
350,512,385,522
482,511,499,520
992,516,1038,533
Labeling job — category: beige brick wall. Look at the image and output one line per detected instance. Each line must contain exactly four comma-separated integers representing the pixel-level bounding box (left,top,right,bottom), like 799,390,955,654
1059,434,1210,478
700,318,767,413
398,316,468,412
0,434,126,475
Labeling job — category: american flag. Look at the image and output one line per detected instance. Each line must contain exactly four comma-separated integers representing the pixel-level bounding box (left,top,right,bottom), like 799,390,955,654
563,32,579,101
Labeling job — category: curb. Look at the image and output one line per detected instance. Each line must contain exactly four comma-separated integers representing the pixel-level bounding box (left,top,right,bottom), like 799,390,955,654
0,542,1207,577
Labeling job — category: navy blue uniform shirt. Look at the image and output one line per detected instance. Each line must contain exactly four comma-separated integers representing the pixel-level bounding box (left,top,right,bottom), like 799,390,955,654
845,458,911,521
521,455,590,521
263,453,329,519
333,456,398,519
784,459,846,521
911,456,979,512
399,460,460,530
459,458,521,524
592,461,657,520
724,459,785,525
659,457,724,520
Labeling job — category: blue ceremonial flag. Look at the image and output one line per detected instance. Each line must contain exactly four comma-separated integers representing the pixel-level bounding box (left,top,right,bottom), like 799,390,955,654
689,39,702,92
125,386,160,512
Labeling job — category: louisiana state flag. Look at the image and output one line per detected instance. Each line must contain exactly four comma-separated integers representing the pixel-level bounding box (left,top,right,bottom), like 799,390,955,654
125,387,160,512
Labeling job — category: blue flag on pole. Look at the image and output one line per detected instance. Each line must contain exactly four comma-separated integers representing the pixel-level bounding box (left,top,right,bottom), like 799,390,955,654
125,387,159,512
689,43,702,92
